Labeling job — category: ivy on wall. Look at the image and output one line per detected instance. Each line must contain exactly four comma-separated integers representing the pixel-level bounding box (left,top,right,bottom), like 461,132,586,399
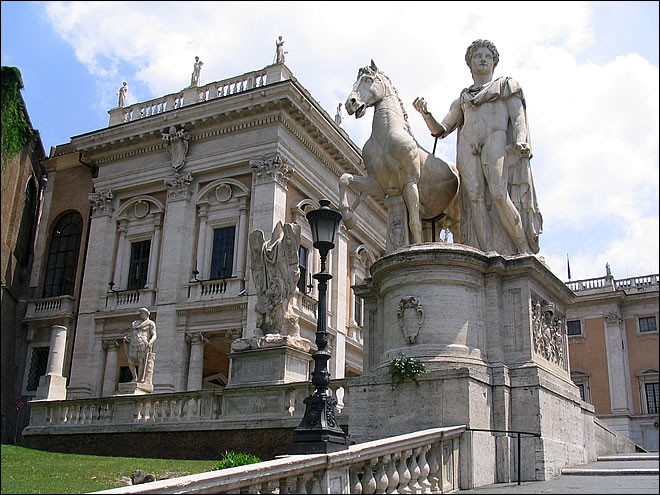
1,66,36,172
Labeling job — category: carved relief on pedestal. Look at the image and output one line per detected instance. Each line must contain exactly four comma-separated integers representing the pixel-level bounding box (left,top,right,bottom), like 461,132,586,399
89,190,114,217
397,296,425,344
531,297,566,369
165,172,193,201
249,153,294,187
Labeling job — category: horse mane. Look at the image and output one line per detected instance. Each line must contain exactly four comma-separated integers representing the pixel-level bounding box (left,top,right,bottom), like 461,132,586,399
358,66,414,137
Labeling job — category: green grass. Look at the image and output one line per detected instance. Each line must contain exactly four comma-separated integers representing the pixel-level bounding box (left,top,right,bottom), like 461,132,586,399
1,444,220,494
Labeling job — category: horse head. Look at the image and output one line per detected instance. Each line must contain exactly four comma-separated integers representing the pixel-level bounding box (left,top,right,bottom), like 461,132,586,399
345,60,389,119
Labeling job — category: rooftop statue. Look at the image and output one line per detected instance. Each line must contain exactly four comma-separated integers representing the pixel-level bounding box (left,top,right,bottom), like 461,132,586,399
340,60,461,248
275,36,287,64
190,56,204,87
117,81,127,108
413,39,542,255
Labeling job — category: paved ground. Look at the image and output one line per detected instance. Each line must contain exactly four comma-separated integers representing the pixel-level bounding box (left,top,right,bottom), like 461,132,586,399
459,453,659,494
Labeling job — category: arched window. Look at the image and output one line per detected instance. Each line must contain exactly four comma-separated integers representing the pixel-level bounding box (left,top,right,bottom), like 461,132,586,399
43,212,83,298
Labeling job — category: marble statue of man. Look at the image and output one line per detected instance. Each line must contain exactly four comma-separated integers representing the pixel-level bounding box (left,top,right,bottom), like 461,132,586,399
275,36,287,64
124,307,157,382
117,81,127,108
413,39,542,255
335,102,343,125
190,56,204,87
249,221,301,337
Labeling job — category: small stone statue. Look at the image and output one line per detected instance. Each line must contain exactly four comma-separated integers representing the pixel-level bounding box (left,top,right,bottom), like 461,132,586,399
117,81,128,108
334,103,343,125
123,308,157,383
275,36,287,64
190,56,204,87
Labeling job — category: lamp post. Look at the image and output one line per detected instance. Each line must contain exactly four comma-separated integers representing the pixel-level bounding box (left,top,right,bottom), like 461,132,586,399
288,199,347,454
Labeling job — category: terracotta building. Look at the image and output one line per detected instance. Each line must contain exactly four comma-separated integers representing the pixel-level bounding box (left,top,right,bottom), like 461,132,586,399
566,266,659,451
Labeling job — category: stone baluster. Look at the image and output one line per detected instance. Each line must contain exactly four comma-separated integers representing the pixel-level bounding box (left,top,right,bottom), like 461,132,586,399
418,445,431,493
408,447,422,493
297,472,313,494
362,459,377,495
279,476,296,494
135,401,143,422
385,453,400,494
426,443,441,493
309,473,322,494
375,457,389,493
349,465,362,494
398,449,412,494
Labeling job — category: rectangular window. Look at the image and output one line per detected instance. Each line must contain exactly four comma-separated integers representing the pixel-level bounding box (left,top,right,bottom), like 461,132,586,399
297,246,309,293
354,294,364,327
645,382,659,414
567,320,582,336
210,226,235,280
639,316,657,333
127,240,151,290
26,347,50,391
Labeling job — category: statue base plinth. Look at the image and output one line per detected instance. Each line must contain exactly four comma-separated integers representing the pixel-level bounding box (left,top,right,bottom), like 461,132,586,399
227,336,315,388
116,381,153,395
35,375,67,401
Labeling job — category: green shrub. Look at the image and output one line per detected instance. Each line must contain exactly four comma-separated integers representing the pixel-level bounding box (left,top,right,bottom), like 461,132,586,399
389,353,427,390
212,451,261,471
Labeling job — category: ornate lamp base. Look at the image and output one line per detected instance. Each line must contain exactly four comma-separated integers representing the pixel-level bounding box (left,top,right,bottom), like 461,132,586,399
288,394,347,454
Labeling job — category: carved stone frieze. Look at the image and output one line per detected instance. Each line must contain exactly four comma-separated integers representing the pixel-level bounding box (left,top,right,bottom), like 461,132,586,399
532,298,566,369
165,172,193,201
397,296,425,344
249,153,294,187
89,190,114,217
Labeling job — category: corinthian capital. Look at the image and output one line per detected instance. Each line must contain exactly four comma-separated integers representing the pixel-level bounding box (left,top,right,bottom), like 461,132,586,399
249,153,294,187
89,190,114,217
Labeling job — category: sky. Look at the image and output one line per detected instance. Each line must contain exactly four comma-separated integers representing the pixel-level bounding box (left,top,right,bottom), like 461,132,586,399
2,1,658,282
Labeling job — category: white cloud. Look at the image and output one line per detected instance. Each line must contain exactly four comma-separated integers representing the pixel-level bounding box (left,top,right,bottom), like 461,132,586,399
41,1,658,281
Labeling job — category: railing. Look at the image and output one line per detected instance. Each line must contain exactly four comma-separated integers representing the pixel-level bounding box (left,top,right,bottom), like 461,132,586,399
187,278,244,301
295,292,318,320
91,425,465,494
25,295,75,319
467,428,541,486
25,380,349,431
105,288,156,310
566,274,658,293
109,67,271,126
615,274,659,291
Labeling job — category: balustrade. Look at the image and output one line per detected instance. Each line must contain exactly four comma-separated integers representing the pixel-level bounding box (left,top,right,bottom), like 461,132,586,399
90,425,465,494
567,274,658,293
26,295,75,319
109,69,269,126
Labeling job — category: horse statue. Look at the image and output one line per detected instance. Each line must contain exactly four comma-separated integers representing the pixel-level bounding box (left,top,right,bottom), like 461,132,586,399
339,60,461,246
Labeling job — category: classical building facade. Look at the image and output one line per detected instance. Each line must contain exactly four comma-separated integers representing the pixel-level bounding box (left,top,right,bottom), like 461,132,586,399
566,268,659,451
19,62,386,438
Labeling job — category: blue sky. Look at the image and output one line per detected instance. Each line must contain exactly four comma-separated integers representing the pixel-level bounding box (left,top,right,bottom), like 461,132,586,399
2,1,658,281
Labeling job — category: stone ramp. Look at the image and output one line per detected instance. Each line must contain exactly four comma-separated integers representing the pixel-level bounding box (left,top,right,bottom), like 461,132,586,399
458,453,659,493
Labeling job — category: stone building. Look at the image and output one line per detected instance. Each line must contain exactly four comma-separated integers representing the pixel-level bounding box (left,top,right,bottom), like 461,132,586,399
19,63,386,454
1,66,46,444
566,268,659,451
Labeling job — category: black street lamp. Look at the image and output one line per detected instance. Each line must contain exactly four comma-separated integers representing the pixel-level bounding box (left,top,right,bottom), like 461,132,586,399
288,199,347,454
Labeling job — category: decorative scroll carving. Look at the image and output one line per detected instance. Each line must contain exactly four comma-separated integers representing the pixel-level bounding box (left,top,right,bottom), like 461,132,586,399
165,172,193,201
532,298,566,369
249,153,294,186
397,296,425,344
162,125,191,170
89,190,114,217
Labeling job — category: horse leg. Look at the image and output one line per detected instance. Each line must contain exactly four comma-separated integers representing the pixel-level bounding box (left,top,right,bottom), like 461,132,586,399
402,181,423,244
338,174,384,229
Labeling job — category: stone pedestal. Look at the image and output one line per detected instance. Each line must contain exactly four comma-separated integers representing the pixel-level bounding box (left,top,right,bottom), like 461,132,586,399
350,244,588,485
117,381,153,395
35,375,67,400
227,337,314,388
